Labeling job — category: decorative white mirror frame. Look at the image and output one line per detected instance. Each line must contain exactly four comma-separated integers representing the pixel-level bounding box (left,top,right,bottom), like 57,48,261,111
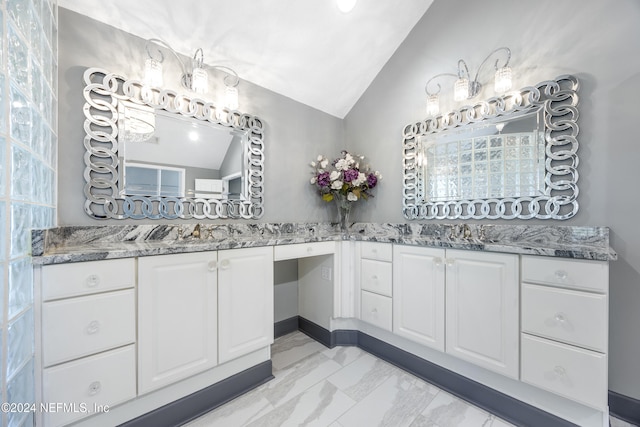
402,75,579,220
82,68,265,220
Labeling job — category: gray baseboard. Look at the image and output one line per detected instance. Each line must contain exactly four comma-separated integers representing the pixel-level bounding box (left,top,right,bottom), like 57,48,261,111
274,316,299,338
609,390,640,425
118,361,273,427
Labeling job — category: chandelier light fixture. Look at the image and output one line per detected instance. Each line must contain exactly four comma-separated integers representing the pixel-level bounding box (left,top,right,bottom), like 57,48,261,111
143,38,240,110
424,47,512,117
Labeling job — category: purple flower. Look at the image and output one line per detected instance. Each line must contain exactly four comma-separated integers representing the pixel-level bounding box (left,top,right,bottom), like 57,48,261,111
343,169,359,182
367,173,378,188
317,172,330,187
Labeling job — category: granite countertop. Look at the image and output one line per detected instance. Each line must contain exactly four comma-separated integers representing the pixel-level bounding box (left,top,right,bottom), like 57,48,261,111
31,223,617,265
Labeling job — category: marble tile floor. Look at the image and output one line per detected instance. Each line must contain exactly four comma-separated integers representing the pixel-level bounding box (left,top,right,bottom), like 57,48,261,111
185,331,636,427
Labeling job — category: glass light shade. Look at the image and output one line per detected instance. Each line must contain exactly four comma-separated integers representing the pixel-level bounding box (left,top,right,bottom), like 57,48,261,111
336,0,357,13
454,77,469,101
426,94,439,117
494,66,512,93
191,67,208,93
224,86,239,110
144,58,163,88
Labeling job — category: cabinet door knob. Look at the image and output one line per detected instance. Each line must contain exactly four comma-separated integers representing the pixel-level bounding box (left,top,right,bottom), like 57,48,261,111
372,275,378,280
88,381,102,396
220,259,231,270
85,275,100,287
554,313,566,324
307,247,313,253
86,321,100,334
371,308,378,314
446,259,455,267
433,257,443,267
553,365,566,376
208,260,218,271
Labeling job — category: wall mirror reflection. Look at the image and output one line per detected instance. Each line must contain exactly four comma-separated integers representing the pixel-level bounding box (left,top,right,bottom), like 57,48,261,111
403,75,580,220
83,68,265,220
118,102,247,200
417,110,545,203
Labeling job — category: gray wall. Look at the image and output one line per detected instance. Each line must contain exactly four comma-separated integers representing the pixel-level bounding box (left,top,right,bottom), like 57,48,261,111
344,0,640,399
58,8,344,225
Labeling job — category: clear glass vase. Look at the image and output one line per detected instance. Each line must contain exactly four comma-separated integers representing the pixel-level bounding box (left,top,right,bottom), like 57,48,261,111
334,194,352,234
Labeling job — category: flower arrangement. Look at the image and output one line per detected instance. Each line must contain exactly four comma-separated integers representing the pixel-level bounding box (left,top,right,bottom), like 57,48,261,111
309,150,381,203
310,150,381,232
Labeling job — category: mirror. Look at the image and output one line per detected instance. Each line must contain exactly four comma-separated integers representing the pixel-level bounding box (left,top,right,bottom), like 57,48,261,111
118,102,247,200
403,75,579,220
83,68,265,220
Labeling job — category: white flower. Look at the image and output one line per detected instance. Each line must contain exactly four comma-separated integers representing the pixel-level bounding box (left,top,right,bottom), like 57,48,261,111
329,170,341,181
347,192,358,201
317,155,323,161
310,161,316,167
331,180,343,190
375,171,382,179
345,153,354,164
320,159,328,169
335,159,349,171
352,172,366,186
310,176,317,184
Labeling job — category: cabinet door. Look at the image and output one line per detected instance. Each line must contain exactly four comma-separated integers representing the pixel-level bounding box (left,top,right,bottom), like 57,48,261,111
445,250,519,379
393,245,445,351
138,251,218,394
218,246,274,363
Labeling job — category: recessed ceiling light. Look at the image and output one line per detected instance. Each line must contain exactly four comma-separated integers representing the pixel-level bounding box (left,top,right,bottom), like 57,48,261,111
336,0,357,13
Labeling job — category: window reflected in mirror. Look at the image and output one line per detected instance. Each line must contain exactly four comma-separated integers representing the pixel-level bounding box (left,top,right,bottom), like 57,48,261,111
416,110,545,203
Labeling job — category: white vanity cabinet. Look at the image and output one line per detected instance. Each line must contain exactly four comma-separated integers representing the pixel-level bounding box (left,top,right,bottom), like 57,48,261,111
392,245,445,351
445,250,519,379
137,251,219,394
217,246,274,363
520,255,609,410
39,259,137,427
358,242,393,331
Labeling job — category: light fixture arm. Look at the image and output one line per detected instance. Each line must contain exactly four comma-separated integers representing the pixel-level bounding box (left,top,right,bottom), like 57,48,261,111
468,47,511,97
425,72,458,96
210,65,240,88
145,38,189,80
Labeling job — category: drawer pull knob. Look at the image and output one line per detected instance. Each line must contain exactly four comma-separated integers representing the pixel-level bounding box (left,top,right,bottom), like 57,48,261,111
86,321,100,334
372,249,377,253
85,275,100,287
372,275,378,280
554,313,566,323
220,259,231,270
554,365,566,376
88,381,102,396
433,257,443,266
307,247,313,253
555,270,568,280
208,260,218,271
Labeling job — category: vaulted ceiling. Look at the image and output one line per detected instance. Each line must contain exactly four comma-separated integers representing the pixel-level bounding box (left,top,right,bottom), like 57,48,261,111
58,0,433,118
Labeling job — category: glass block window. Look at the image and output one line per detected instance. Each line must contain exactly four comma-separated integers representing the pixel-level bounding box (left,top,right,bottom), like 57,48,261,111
1,0,57,425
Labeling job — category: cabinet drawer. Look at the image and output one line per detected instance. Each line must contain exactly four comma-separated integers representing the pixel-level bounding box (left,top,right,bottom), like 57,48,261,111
43,345,136,427
521,334,607,410
360,259,392,297
42,289,135,366
42,258,135,301
521,256,608,293
522,284,607,352
274,241,336,260
361,242,392,262
361,290,392,331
